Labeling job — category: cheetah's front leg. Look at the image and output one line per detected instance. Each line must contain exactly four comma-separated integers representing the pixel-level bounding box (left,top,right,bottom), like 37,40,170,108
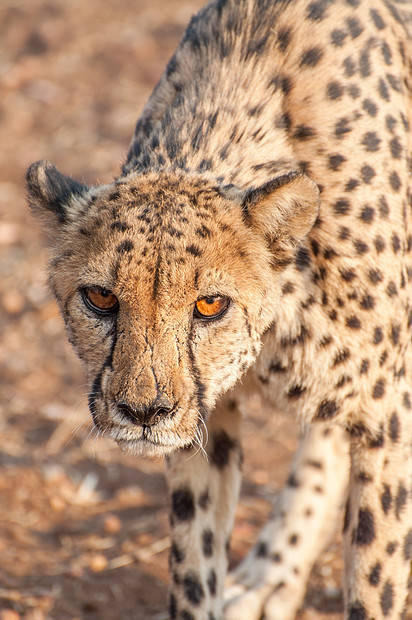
344,392,412,619
165,398,243,620
224,424,349,620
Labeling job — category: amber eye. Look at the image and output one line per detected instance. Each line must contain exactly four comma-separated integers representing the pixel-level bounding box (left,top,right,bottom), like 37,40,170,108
194,296,230,320
81,286,119,315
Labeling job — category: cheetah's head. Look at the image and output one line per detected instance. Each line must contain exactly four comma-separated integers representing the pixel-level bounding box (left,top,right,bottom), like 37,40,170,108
27,161,318,457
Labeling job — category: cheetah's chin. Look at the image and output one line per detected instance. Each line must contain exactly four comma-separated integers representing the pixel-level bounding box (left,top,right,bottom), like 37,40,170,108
115,437,177,458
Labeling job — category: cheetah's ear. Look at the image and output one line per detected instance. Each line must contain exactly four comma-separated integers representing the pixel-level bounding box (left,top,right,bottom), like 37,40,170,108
241,171,319,254
26,160,90,231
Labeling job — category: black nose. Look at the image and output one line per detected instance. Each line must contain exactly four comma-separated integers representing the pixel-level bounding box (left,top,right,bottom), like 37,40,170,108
117,393,174,426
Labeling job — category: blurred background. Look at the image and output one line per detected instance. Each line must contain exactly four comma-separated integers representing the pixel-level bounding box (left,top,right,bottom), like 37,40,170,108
1,0,407,618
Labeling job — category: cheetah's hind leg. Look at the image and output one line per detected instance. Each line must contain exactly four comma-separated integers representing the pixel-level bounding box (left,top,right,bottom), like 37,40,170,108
224,423,349,620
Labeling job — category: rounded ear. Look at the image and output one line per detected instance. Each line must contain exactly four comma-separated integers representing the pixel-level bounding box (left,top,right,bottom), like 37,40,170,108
26,160,90,229
241,172,320,268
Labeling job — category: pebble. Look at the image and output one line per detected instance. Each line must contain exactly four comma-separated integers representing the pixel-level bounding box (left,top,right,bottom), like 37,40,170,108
89,553,108,572
2,291,25,315
0,611,21,620
103,514,122,534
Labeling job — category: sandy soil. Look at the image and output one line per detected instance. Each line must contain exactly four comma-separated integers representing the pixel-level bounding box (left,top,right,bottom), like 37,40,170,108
0,0,410,618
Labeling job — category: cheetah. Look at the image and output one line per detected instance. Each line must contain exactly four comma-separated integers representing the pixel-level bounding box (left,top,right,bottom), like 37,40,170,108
27,0,412,618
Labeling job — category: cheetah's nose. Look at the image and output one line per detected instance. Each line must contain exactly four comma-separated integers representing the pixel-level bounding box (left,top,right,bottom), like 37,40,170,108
116,393,174,427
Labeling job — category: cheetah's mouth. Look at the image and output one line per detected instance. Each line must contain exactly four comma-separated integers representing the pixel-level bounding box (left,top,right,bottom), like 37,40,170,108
107,422,195,458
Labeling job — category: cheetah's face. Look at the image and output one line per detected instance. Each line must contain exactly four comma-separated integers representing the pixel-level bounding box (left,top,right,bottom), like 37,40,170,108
27,162,318,456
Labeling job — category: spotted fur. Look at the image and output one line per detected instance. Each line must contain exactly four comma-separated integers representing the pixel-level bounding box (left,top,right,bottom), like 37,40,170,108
27,0,412,618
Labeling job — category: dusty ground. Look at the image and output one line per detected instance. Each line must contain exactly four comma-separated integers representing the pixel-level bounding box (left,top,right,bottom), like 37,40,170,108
0,0,410,618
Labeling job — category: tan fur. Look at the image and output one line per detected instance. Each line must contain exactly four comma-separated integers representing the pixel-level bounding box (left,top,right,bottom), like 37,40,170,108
27,0,412,618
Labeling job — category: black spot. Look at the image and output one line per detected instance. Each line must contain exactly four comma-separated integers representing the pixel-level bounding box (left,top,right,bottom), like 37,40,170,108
354,239,369,255
256,541,268,557
111,221,131,232
334,198,350,215
307,0,329,20
210,430,237,469
171,541,186,568
331,29,347,46
387,73,402,92
360,205,375,223
373,379,385,399
360,295,374,310
333,348,350,366
183,572,204,605
389,171,401,191
116,239,134,254
378,78,390,101
380,581,394,616
277,26,292,51
345,178,360,192
357,471,372,483
356,508,375,545
403,392,411,410
374,235,385,253
360,359,369,374
369,424,385,449
180,611,195,620
368,562,381,586
275,112,292,130
207,569,217,596
289,534,299,545
282,281,295,295
388,412,399,442
300,46,323,67
390,323,401,345
359,48,371,77
327,81,344,100
381,484,392,514
361,164,375,183
172,489,195,521
386,541,397,555
295,246,311,270
335,117,352,138
347,17,363,38
370,9,385,29
328,153,346,171
404,529,412,559
340,269,356,282
201,529,214,558
382,42,393,66
369,269,383,284
316,399,339,420
386,280,398,297
361,132,380,152
346,316,361,329
348,601,367,620
198,489,210,510
395,485,407,519
169,593,177,619
287,472,300,488
379,195,390,218
293,125,317,140
348,84,361,99
287,384,307,398
186,244,202,257
362,98,378,117
343,56,356,77
389,136,402,159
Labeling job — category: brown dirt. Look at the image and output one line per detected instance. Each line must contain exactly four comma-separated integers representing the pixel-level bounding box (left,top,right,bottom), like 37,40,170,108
0,0,410,618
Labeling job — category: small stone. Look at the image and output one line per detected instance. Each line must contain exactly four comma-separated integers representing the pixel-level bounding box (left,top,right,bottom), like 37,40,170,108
103,514,122,534
0,611,21,620
2,291,24,315
89,553,108,572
